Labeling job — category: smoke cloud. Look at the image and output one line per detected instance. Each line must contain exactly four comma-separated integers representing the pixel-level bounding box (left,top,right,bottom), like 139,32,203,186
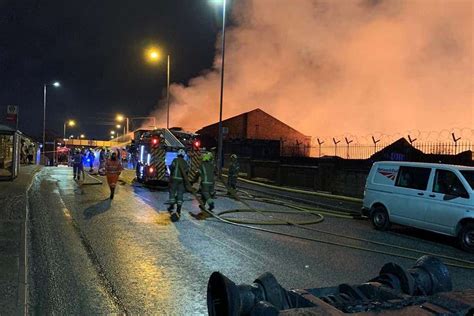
153,0,473,143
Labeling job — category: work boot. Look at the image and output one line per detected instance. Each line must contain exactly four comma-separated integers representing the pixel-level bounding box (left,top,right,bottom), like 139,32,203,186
170,211,180,222
208,203,215,212
167,204,174,213
177,204,182,215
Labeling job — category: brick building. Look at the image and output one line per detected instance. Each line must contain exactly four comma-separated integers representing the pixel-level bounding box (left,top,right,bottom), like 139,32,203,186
197,108,311,157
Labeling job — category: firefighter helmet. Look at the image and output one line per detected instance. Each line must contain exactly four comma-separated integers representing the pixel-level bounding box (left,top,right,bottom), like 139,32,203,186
177,149,185,157
230,154,237,159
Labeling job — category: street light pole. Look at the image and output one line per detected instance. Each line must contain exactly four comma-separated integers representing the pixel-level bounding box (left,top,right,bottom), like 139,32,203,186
167,54,170,129
217,0,227,175
42,84,47,160
42,82,60,165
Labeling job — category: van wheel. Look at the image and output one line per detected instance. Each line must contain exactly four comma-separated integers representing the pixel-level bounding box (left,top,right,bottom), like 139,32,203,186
370,206,391,231
458,223,474,253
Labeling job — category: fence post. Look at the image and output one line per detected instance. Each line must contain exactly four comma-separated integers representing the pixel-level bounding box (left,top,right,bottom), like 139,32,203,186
372,136,380,154
333,138,340,157
317,138,324,158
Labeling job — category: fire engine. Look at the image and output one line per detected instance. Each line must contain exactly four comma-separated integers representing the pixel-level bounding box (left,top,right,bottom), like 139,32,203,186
132,128,202,183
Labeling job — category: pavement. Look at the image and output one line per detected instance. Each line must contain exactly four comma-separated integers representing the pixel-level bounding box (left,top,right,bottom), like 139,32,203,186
3,166,474,314
0,164,40,315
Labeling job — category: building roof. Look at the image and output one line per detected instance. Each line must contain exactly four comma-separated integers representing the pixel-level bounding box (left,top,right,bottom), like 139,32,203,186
0,124,16,133
199,108,310,138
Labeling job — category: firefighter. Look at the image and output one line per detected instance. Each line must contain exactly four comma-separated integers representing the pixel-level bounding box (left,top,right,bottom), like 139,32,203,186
167,149,188,222
87,149,95,172
105,152,123,199
227,154,240,194
99,148,106,175
72,149,83,180
191,152,215,212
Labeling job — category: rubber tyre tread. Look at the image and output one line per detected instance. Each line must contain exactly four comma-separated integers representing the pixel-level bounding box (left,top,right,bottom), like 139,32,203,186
458,223,474,253
371,205,391,231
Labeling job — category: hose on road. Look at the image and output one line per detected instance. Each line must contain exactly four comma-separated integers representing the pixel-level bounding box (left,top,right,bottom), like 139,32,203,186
191,178,474,270
231,175,363,203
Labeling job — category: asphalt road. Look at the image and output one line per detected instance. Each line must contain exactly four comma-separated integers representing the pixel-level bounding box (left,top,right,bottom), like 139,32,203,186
27,167,474,314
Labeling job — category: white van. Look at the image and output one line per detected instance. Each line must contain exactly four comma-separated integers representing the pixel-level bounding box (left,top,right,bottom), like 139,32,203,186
362,161,474,252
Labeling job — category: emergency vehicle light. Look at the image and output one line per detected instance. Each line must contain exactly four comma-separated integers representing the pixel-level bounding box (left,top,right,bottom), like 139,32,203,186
147,153,151,165
148,167,154,174
194,140,201,148
140,145,144,163
152,137,159,145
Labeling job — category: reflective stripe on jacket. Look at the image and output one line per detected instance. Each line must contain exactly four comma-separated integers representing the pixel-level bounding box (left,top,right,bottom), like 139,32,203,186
171,157,188,180
105,160,123,174
200,161,215,184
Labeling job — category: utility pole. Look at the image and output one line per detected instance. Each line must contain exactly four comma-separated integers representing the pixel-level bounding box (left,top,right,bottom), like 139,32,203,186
217,0,227,175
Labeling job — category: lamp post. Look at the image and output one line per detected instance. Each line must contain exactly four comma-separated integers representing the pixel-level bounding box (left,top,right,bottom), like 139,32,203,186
63,119,76,139
42,81,60,163
117,114,157,132
215,0,227,175
167,54,170,129
116,114,130,134
145,47,171,129
116,124,125,136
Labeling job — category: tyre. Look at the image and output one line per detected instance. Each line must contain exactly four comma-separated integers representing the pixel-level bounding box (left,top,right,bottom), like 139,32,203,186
458,223,474,253
370,205,391,231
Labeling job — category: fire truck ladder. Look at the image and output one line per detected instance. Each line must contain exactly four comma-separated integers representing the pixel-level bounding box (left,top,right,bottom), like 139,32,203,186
162,128,185,148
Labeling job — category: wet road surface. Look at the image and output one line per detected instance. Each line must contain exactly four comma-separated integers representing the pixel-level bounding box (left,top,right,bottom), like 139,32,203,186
28,167,474,314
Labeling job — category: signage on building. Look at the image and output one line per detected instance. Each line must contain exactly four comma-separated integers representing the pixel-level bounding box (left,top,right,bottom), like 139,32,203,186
6,105,18,122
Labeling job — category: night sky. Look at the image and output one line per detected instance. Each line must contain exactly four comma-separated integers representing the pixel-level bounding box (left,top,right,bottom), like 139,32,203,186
0,0,223,139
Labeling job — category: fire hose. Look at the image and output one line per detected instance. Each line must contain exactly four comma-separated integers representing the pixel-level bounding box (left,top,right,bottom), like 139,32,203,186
188,176,474,270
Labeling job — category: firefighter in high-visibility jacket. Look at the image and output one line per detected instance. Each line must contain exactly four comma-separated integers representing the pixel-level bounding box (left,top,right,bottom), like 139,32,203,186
191,152,215,212
168,149,188,221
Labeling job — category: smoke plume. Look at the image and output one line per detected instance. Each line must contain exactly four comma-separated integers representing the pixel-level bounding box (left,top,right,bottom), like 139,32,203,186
153,0,473,143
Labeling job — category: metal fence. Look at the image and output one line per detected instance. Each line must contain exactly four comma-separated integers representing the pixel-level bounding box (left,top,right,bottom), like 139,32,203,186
281,141,474,159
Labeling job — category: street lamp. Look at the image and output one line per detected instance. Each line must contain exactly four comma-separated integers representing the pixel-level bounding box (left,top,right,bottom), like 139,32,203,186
63,119,76,139
117,114,156,131
42,81,61,162
210,0,227,175
80,134,85,139
117,124,125,136
145,46,171,129
116,114,130,134
110,130,115,135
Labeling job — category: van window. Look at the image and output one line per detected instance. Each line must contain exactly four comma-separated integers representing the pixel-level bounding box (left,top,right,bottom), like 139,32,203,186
460,171,474,190
433,170,469,198
395,166,431,190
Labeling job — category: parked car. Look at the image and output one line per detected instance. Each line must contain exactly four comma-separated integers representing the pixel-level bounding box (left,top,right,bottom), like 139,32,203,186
362,161,474,252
